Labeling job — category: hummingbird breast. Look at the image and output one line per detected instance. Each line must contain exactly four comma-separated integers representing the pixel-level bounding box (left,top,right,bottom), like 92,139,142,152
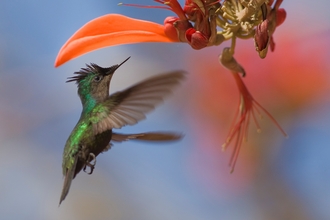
73,129,112,178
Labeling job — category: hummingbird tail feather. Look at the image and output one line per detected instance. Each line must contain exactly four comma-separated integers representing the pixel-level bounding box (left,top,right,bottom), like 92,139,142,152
59,154,78,205
112,132,183,142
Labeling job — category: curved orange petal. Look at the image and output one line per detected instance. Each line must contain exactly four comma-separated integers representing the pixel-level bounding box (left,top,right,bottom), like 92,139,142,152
55,14,177,67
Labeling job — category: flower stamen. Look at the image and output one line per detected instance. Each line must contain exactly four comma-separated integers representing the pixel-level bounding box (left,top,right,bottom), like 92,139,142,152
223,71,288,172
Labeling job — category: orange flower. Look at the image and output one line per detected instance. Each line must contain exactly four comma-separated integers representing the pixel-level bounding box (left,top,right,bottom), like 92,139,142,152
55,1,287,67
54,14,176,67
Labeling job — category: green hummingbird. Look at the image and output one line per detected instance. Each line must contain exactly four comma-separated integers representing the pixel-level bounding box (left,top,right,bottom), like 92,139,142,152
59,57,185,205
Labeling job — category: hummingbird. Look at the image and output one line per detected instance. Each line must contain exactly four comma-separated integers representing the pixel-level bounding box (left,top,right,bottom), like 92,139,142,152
59,57,185,205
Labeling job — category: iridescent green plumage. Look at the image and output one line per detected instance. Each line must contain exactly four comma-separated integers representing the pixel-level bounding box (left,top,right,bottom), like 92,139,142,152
59,57,185,205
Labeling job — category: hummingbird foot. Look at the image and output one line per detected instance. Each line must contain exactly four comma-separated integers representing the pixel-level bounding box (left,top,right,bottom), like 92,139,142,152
83,153,96,175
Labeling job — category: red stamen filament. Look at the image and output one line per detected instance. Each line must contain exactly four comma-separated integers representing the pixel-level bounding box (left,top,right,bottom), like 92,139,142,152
224,72,288,172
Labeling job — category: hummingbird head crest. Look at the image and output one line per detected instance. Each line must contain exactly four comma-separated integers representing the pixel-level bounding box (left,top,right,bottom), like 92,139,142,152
66,57,131,104
66,56,131,84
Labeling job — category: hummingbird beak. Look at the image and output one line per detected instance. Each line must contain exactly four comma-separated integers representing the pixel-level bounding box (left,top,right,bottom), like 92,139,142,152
116,56,131,70
105,56,131,75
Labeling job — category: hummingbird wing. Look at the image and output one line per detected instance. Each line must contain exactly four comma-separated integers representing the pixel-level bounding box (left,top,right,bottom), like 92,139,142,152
91,71,185,135
59,152,78,205
111,132,183,142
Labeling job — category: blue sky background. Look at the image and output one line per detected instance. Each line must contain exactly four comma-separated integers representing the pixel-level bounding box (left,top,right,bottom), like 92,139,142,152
1,1,330,219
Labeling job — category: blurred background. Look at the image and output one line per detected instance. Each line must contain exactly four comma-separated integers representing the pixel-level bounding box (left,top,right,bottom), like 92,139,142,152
1,1,329,219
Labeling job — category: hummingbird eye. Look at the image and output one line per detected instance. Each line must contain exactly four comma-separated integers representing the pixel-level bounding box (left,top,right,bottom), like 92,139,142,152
93,75,103,82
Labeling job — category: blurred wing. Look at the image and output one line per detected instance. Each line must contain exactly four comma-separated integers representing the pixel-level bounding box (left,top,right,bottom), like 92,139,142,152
91,71,185,134
112,132,183,142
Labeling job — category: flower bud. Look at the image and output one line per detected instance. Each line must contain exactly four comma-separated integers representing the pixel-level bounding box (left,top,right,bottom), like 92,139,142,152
254,19,270,59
